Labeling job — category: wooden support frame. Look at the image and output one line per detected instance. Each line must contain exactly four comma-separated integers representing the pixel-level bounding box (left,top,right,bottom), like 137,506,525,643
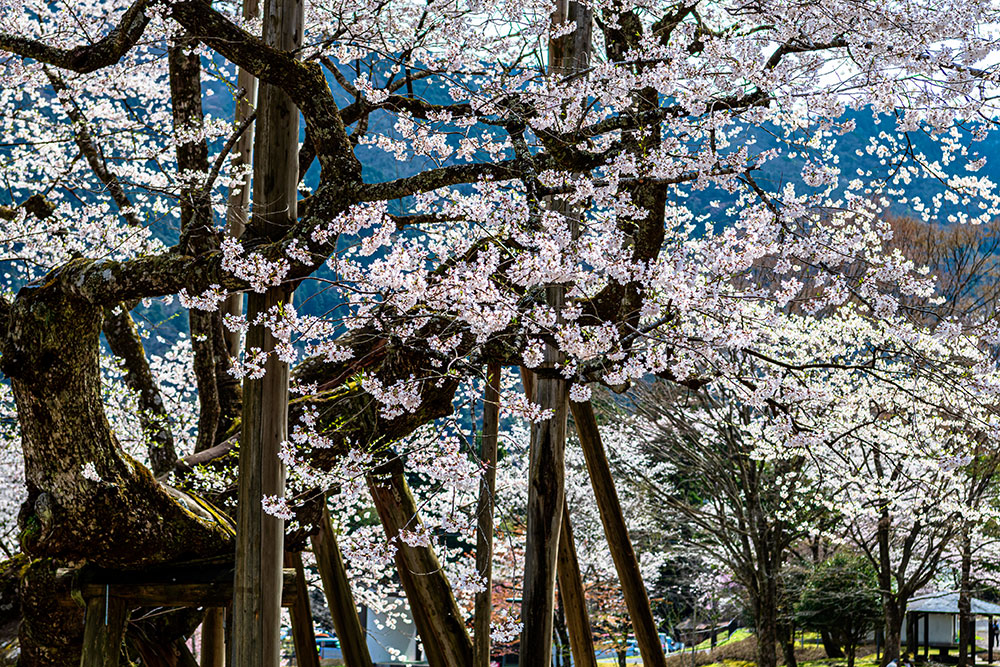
571,399,668,667
556,498,598,667
286,552,321,667
474,362,502,667
58,565,298,608
201,607,226,667
312,503,374,667
80,591,129,667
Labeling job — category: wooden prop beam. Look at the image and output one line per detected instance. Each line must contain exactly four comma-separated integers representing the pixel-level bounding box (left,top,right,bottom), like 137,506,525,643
312,503,374,667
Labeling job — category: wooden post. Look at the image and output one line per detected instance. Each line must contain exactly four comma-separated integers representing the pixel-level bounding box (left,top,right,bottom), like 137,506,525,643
474,362,502,667
231,1,302,666
556,498,598,667
924,613,929,661
988,615,993,665
519,2,591,661
286,552,321,667
311,503,374,667
570,399,667,667
367,456,473,665
222,0,259,358
971,617,977,667
520,330,569,664
80,592,129,667
201,608,226,667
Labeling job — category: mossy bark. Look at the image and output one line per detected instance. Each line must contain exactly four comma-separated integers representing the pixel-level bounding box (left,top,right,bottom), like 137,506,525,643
0,277,233,666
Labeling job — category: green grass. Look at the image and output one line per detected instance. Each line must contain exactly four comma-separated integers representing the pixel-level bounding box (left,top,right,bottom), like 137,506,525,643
695,629,754,650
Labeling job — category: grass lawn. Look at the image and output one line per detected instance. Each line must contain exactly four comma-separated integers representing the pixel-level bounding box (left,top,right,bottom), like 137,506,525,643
696,629,755,650
594,632,889,667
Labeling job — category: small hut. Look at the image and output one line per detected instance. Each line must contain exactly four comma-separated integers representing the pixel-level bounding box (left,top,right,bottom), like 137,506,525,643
901,592,1000,665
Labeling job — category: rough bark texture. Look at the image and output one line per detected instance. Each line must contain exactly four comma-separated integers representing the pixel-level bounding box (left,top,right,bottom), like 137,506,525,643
756,587,779,667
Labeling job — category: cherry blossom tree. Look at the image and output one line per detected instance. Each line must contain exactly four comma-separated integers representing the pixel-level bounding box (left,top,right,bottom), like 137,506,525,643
0,0,999,664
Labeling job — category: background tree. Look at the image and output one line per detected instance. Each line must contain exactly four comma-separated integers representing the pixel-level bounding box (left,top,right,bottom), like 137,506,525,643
796,553,882,667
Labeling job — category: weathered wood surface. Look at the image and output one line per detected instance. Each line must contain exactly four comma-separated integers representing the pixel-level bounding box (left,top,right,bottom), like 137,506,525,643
519,1,591,661
200,607,226,667
571,399,667,667
473,362,502,667
368,456,473,666
232,0,303,664
286,552,321,667
57,565,297,607
312,503,374,667
556,500,598,667
80,593,128,667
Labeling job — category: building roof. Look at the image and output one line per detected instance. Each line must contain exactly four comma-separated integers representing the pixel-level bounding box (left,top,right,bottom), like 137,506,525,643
909,592,1000,616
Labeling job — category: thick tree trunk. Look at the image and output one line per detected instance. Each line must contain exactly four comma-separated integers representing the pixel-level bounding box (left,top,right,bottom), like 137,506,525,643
572,399,666,667
756,587,779,667
779,623,797,667
882,602,903,667
473,363,501,667
821,630,844,658
877,513,902,667
3,286,232,666
231,1,302,665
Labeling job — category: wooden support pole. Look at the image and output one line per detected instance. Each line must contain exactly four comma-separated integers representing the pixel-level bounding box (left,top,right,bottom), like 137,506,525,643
521,368,597,666
286,552,321,667
222,0,260,358
520,338,569,663
571,399,667,667
474,362,502,667
924,613,929,661
201,607,226,667
69,568,296,607
368,456,473,665
988,615,993,665
231,0,302,666
556,498,598,667
80,592,129,667
311,503,374,667
519,2,591,662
